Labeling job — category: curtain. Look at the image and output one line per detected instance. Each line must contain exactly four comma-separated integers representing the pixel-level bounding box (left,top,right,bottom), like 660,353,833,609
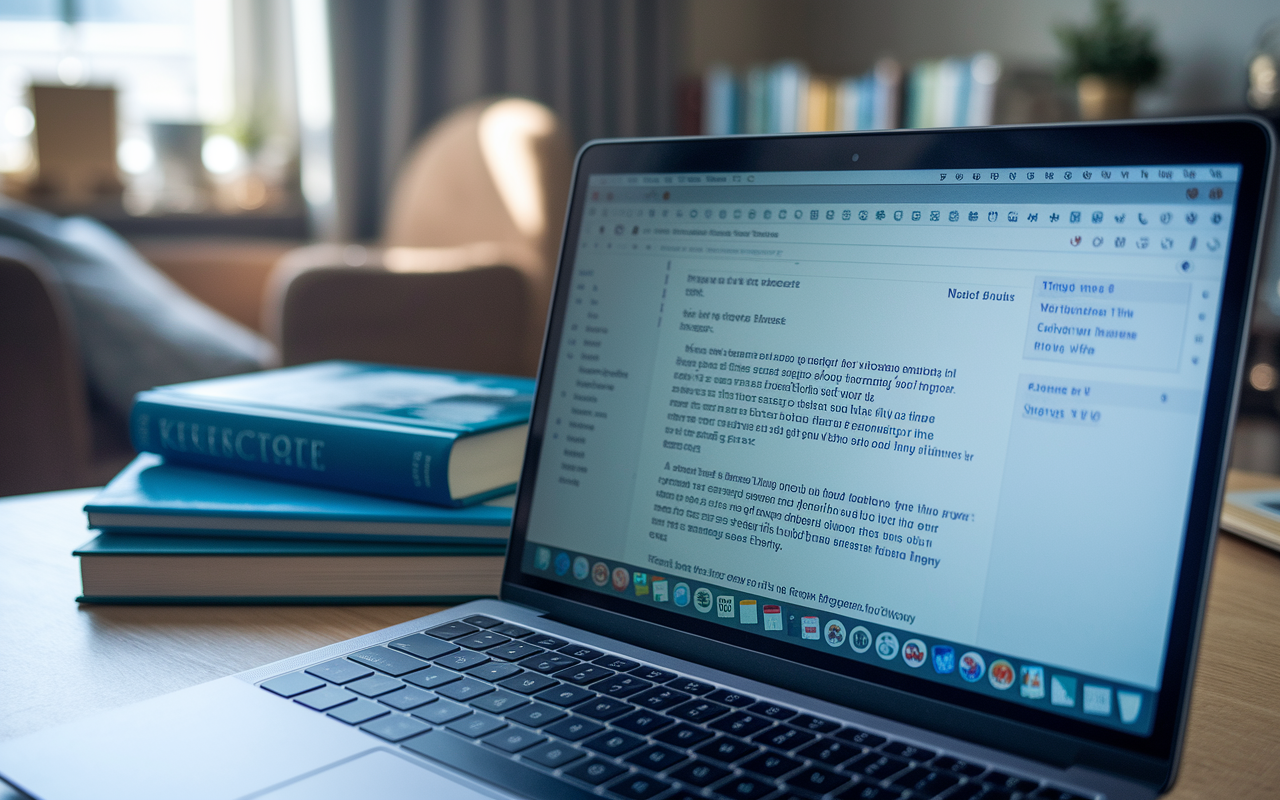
327,0,683,242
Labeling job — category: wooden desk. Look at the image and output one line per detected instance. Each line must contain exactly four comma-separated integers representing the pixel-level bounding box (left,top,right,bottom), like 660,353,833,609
2,477,1279,799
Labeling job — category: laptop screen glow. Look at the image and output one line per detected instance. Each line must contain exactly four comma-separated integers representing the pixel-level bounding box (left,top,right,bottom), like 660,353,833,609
520,164,1242,736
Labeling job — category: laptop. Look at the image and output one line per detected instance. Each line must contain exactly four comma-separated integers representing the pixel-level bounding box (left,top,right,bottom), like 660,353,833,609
0,118,1272,800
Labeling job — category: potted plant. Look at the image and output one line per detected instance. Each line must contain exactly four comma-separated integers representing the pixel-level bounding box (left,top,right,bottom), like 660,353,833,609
1056,0,1163,120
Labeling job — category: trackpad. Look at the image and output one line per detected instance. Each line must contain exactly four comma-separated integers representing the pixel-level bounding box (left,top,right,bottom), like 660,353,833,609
249,749,511,799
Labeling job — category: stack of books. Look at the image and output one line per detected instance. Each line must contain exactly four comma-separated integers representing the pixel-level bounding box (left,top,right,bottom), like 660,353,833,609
75,361,535,604
698,53,1000,135
1220,491,1280,553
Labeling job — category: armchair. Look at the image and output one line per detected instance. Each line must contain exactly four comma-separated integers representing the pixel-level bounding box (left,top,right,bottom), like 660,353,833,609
265,97,573,376
0,239,130,495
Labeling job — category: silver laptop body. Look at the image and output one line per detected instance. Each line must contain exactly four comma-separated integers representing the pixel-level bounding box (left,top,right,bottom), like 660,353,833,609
1,118,1273,800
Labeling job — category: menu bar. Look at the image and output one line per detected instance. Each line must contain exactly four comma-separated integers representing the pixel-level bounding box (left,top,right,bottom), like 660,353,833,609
588,164,1241,188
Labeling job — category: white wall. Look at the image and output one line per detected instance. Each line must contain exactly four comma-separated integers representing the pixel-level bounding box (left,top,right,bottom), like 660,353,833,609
686,0,1280,115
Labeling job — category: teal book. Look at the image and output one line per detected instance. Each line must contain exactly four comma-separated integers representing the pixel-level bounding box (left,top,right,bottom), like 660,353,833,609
75,532,504,604
129,361,535,506
85,454,513,543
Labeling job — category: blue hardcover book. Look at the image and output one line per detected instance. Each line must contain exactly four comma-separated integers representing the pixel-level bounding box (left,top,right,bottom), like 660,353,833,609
129,361,535,506
85,454,513,543
74,532,504,604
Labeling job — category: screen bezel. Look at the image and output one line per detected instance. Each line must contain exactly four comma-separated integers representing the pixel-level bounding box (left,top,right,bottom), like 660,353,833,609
501,118,1274,790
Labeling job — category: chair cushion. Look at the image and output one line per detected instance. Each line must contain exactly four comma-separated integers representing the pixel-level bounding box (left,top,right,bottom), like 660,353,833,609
0,199,276,417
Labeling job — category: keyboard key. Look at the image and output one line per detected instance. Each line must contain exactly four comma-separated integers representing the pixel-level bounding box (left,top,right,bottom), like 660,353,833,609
834,727,886,748
668,678,715,695
493,623,533,638
500,673,559,695
632,686,690,711
789,714,841,734
523,739,585,768
554,664,615,685
306,658,373,684
461,614,501,628
941,785,988,800
1030,787,1089,800
388,633,460,661
798,737,862,767
574,696,633,721
261,671,325,698
669,699,730,723
466,661,523,682
397,729,601,800
836,784,901,800
348,646,429,677
456,631,511,650
739,750,801,778
483,726,544,753
890,766,960,797
583,729,645,757
930,756,986,777
559,644,604,661
607,772,671,800
749,725,814,751
345,674,405,697
668,759,731,787
844,752,910,781
627,743,688,772
435,649,491,671
327,698,389,725
426,620,480,640
360,712,430,742
544,715,604,741
535,684,596,707
746,701,796,720
694,735,757,764
520,653,580,673
412,699,471,724
436,677,495,702
631,666,677,683
706,689,755,707
525,634,569,650
985,772,1040,793
592,675,652,697
470,689,529,714
787,764,848,795
447,712,507,739
881,741,936,762
709,711,773,737
593,655,641,672
378,686,438,711
612,709,674,736
294,685,357,711
488,642,545,662
403,665,463,689
653,722,715,748
505,702,566,728
711,774,775,799
564,757,626,786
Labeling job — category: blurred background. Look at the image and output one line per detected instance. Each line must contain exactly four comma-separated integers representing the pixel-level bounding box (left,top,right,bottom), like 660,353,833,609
2,0,1280,497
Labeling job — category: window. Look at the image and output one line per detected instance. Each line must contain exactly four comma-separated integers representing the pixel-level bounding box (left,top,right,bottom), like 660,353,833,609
0,0,304,216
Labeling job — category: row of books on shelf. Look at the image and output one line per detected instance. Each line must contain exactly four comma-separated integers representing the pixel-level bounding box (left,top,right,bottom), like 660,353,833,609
699,54,1001,135
77,361,534,605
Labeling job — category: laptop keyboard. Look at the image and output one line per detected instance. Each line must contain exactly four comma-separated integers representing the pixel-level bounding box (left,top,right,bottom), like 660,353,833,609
259,614,1094,800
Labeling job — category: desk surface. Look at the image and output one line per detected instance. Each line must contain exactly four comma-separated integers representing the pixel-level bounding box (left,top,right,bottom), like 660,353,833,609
3,477,1280,799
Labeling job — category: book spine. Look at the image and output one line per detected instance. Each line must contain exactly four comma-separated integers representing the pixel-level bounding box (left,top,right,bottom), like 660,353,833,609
129,397,462,506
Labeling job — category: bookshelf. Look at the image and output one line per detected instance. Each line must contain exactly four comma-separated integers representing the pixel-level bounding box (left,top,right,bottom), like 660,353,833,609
697,54,1001,135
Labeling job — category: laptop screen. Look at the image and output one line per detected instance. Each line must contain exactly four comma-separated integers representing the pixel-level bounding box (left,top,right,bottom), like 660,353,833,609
517,163,1242,738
